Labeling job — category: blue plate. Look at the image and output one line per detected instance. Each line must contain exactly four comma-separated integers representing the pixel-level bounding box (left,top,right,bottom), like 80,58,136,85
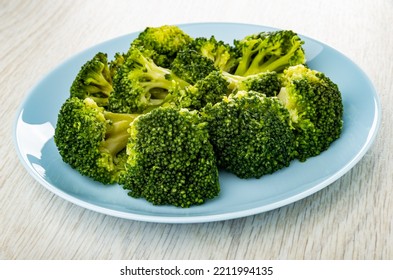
13,23,381,223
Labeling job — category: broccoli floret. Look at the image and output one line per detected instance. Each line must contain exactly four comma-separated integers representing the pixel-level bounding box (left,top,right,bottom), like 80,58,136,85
122,107,220,207
171,49,219,84
233,30,306,76
168,70,230,110
131,25,193,68
108,47,190,114
186,36,239,73
277,65,344,161
54,97,138,184
203,91,296,178
222,71,282,97
70,52,113,106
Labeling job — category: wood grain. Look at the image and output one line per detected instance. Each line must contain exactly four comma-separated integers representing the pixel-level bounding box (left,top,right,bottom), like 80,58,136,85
1,0,392,260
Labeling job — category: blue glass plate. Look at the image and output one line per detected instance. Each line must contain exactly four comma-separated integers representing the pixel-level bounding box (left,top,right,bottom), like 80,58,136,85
13,23,380,223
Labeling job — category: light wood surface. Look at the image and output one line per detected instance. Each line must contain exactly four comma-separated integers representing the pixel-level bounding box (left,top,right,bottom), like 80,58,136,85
1,0,392,260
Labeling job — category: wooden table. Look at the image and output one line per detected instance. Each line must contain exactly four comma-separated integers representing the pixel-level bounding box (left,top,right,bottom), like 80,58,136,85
1,0,392,259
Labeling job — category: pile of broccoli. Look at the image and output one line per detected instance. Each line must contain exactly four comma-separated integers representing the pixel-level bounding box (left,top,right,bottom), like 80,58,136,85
54,25,343,208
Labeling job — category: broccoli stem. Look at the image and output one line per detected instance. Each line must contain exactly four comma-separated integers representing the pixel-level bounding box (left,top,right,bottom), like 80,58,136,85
133,58,190,97
234,41,259,76
259,43,300,73
140,80,174,93
104,111,138,124
101,132,130,157
144,64,189,89
246,50,269,75
86,72,114,96
101,112,139,156
222,71,246,90
133,50,190,87
149,88,169,100
89,96,110,106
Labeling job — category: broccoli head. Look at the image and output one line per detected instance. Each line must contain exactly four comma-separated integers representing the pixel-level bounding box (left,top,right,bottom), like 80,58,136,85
170,49,219,84
54,97,138,184
233,30,306,76
186,36,239,73
108,47,190,114
168,70,230,110
131,25,193,68
122,106,220,207
70,52,113,106
277,64,344,161
203,91,296,178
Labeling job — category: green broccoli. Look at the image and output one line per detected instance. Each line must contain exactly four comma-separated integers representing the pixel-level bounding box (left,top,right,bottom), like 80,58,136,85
70,52,113,106
170,49,219,84
233,30,306,76
222,70,282,97
168,70,230,110
54,97,138,184
122,106,220,207
108,47,190,114
277,64,344,161
186,36,239,73
131,25,193,68
203,90,296,178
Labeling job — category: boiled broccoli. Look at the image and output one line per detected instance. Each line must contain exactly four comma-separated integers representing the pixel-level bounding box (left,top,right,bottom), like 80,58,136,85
108,47,190,114
233,30,306,76
186,36,239,73
122,106,220,207
170,49,219,84
131,25,193,68
55,24,345,208
70,52,113,107
203,91,296,178
168,70,230,110
277,64,344,161
54,97,138,184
